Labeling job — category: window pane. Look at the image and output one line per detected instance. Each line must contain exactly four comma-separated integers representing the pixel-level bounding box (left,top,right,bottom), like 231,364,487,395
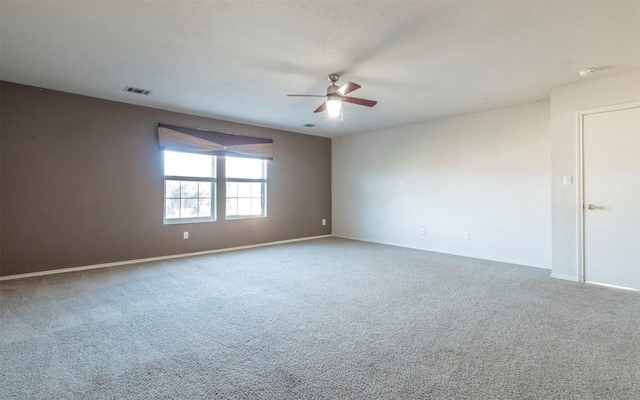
198,182,212,198
198,199,211,218
226,198,238,216
251,198,263,215
238,198,251,215
226,157,265,179
251,182,263,197
181,181,198,198
164,151,215,178
226,182,237,197
165,180,181,198
181,198,198,218
165,199,180,219
237,182,252,197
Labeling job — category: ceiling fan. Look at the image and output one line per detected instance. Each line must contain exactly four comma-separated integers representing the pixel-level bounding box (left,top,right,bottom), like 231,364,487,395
287,74,377,118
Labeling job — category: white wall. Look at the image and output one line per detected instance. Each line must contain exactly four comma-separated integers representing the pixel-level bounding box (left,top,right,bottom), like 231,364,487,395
333,100,551,268
550,70,640,280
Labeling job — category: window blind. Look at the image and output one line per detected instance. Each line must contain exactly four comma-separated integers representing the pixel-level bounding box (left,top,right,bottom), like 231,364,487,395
158,123,273,160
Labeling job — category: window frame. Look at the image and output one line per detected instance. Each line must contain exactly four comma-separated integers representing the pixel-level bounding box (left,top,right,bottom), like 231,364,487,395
163,151,217,224
225,157,267,220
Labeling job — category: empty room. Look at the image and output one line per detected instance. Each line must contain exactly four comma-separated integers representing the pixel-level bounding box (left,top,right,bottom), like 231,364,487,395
1,1,639,399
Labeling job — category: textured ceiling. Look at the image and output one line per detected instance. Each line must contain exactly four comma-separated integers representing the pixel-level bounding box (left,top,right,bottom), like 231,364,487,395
1,1,639,137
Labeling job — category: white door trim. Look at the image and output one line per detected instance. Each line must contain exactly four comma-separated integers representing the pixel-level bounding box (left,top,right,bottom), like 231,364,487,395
576,101,640,283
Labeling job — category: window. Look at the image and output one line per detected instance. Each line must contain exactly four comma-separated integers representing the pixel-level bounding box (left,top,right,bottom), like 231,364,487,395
225,157,266,218
163,150,216,223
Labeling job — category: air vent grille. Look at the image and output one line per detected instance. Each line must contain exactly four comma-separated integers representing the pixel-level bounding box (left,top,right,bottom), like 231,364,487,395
124,86,152,95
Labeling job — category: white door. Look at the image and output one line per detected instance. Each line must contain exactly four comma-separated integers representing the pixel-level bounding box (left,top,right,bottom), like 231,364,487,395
583,105,640,290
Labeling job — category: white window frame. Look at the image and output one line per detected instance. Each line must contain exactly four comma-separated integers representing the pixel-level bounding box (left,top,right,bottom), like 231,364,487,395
225,158,267,219
163,151,217,224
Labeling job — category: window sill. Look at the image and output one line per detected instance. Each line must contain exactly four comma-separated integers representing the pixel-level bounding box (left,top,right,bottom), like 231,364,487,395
164,217,215,225
225,215,266,221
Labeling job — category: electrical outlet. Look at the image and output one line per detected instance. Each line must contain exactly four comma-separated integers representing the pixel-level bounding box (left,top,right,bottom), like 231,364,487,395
183,232,189,239
420,227,426,235
322,219,327,226
464,232,470,240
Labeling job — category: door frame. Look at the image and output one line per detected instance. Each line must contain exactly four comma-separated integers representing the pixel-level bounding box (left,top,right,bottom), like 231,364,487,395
576,101,640,285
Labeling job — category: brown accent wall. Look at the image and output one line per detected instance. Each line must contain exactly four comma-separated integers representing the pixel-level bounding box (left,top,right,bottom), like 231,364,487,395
0,81,331,276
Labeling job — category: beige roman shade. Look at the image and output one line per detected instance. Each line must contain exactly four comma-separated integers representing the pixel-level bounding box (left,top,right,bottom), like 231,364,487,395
158,123,273,160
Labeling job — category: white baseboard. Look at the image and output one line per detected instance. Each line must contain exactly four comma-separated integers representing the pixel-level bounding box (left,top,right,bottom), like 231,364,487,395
550,273,579,282
585,281,639,292
333,235,552,270
0,234,333,281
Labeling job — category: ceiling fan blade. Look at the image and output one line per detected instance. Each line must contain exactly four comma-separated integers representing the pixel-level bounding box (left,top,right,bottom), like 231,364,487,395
342,96,377,107
313,102,327,113
337,82,361,95
287,94,326,97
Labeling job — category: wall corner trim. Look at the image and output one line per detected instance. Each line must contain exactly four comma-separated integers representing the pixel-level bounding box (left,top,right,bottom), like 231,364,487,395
0,234,333,281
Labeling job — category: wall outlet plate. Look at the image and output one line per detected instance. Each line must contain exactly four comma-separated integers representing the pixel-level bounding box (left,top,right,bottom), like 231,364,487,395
183,232,189,239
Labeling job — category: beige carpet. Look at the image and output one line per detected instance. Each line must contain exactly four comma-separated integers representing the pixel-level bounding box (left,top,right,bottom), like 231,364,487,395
1,237,639,399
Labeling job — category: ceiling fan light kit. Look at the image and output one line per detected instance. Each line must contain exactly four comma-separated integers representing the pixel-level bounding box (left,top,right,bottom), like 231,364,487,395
288,74,377,119
326,96,342,118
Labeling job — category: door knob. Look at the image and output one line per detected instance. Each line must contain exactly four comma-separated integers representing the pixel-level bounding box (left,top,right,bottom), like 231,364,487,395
587,204,597,210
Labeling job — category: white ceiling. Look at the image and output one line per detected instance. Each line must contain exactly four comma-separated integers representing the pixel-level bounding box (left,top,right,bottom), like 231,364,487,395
1,1,639,137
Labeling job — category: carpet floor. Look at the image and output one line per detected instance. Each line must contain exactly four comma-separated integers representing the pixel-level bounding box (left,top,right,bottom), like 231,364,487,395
1,237,639,399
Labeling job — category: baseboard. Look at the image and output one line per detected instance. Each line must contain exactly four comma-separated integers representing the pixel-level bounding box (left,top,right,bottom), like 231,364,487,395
585,281,639,292
333,235,552,270
0,234,333,281
550,273,579,282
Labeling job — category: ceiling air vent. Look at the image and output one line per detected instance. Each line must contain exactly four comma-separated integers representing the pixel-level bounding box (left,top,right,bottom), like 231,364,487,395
124,86,152,95
303,124,316,128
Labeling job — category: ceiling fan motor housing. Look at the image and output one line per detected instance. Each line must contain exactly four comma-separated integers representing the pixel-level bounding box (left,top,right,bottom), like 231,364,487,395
327,74,341,96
